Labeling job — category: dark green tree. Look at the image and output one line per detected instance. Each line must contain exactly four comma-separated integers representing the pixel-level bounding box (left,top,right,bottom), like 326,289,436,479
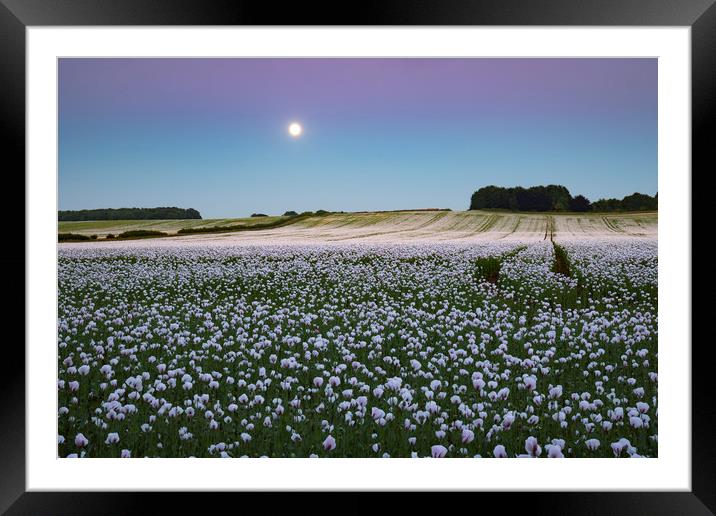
569,195,592,212
471,185,656,213
59,207,202,221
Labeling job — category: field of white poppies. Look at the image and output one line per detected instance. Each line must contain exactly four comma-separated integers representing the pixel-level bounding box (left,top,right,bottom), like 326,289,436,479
58,236,657,458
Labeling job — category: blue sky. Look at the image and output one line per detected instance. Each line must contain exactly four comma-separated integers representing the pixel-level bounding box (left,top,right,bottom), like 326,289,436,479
59,58,657,218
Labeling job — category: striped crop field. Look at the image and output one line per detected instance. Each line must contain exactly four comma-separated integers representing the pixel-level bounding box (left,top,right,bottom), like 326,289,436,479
58,216,288,237
58,210,657,244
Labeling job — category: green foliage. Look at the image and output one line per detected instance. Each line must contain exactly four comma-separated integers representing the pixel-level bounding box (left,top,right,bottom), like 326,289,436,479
552,243,571,277
569,195,591,212
474,256,501,283
177,212,308,235
105,234,116,239
58,233,91,242
283,211,298,217
117,230,168,239
592,192,658,212
250,213,268,218
470,185,657,213
58,207,202,221
470,185,573,211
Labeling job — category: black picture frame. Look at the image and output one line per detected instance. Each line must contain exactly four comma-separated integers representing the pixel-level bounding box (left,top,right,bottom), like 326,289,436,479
2,0,710,513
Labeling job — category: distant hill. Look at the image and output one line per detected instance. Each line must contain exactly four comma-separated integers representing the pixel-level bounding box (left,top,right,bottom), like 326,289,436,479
58,207,202,221
470,185,657,212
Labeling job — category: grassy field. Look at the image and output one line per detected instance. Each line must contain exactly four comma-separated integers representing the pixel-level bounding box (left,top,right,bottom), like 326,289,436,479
58,210,657,242
280,210,657,242
58,216,287,236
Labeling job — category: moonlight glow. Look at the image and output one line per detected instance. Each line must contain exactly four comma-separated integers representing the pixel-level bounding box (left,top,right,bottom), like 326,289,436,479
288,122,303,137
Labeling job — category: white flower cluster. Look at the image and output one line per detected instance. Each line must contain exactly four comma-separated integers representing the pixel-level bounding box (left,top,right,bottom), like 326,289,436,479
57,239,657,458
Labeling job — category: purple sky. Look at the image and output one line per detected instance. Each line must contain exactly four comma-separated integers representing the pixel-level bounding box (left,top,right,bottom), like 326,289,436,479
59,58,657,217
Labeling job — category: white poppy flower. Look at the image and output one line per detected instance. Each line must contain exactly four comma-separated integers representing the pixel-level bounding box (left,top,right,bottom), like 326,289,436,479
104,432,120,445
493,445,508,458
323,435,337,451
525,436,541,457
74,433,89,447
585,439,600,451
431,445,448,458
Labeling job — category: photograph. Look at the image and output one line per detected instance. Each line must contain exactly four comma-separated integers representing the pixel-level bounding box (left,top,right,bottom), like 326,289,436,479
56,57,658,459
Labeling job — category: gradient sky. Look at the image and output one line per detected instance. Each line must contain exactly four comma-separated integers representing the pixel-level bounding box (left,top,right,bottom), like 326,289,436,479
59,58,657,218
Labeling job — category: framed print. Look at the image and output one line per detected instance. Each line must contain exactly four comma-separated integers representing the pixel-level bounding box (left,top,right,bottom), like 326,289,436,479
3,0,712,513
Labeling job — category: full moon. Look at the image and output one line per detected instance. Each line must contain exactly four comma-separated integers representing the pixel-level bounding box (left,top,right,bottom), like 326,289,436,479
288,122,303,137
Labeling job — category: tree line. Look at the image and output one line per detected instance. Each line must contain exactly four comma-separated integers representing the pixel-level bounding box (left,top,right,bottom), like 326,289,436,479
58,207,202,221
469,185,657,212
590,192,658,212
